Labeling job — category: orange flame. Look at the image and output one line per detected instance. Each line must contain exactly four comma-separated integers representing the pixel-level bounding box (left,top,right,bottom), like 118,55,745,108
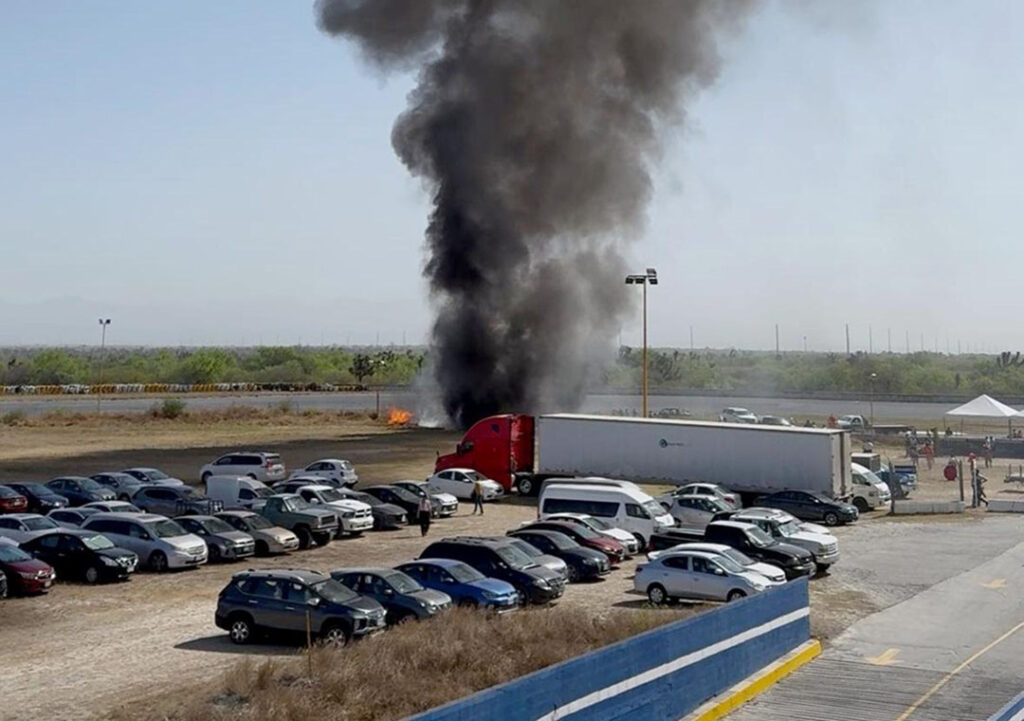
387,407,413,426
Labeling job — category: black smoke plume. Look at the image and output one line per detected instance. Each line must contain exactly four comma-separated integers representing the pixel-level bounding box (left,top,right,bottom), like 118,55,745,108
317,0,753,428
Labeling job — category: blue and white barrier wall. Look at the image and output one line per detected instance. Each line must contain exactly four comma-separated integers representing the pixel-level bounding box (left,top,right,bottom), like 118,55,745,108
409,578,811,721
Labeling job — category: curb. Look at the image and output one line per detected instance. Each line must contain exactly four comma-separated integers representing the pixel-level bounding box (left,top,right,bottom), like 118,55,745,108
682,639,822,721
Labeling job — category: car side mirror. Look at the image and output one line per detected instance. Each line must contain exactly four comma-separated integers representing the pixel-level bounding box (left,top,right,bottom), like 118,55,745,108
141,533,151,541
714,567,726,576
309,498,320,504
383,588,394,597
307,597,320,607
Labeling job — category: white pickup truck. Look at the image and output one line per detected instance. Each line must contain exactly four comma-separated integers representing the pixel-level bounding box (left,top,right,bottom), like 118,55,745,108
728,507,840,571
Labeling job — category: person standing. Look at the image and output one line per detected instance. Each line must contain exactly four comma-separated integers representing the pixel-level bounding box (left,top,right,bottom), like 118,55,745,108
983,437,993,468
471,479,485,515
977,472,989,507
417,494,433,537
923,441,934,471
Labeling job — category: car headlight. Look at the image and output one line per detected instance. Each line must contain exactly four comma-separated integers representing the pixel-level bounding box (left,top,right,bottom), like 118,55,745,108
533,578,550,589
583,558,600,566
101,556,120,566
751,582,767,591
481,590,499,601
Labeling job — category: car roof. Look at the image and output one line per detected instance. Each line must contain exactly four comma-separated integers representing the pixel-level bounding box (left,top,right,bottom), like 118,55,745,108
49,476,93,482
332,567,397,576
3,513,45,521
235,568,325,583
734,507,784,519
87,512,167,523
269,493,299,499
546,512,588,519
656,549,721,561
221,451,277,456
511,529,566,541
216,510,256,518
439,536,511,548
666,542,731,553
177,514,217,522
311,458,345,464
293,484,334,492
711,520,758,531
402,558,464,569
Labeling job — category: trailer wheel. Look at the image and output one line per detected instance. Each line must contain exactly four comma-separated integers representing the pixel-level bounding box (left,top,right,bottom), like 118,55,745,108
516,476,536,496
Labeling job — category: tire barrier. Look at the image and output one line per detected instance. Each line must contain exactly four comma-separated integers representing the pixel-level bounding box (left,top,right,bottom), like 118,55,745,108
0,382,369,395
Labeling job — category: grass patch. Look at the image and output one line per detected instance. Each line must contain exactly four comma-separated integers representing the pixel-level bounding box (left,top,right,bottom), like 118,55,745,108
137,606,690,721
151,398,188,419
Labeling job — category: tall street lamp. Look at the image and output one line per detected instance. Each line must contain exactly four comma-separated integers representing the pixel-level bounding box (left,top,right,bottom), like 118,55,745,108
625,268,658,418
97,318,111,412
869,372,877,428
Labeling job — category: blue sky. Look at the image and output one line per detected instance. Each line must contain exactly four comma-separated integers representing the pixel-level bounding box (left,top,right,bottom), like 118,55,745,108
2,1,1023,352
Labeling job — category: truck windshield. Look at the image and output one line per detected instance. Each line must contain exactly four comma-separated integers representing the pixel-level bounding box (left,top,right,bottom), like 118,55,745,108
319,489,345,503
860,469,885,486
745,527,774,548
252,487,273,498
776,520,801,537
642,501,664,518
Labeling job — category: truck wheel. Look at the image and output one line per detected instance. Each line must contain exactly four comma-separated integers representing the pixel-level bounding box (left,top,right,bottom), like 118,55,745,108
647,584,668,605
312,531,332,547
727,590,747,602
823,512,840,526
295,526,313,550
517,477,536,496
852,497,869,513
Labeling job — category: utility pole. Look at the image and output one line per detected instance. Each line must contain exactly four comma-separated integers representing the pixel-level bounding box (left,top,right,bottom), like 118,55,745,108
887,328,892,353
775,324,780,356
96,318,111,413
869,325,873,354
845,323,850,355
625,269,658,418
689,325,694,352
906,330,910,354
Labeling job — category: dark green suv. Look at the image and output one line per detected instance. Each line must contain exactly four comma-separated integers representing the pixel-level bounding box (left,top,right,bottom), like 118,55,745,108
215,568,386,646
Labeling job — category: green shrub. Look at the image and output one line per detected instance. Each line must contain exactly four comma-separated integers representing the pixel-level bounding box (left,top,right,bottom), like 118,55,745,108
152,398,187,419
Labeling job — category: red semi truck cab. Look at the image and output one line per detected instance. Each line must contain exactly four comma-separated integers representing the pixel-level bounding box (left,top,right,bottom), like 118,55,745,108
435,414,536,493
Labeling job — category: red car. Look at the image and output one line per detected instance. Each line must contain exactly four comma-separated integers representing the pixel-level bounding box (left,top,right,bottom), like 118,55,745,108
0,486,28,514
0,540,55,594
521,521,626,563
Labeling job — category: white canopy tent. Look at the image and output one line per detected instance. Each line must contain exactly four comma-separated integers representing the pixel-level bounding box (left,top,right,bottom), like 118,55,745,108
946,394,1020,436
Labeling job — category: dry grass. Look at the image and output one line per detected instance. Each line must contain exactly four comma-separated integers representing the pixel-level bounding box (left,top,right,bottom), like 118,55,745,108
134,606,690,721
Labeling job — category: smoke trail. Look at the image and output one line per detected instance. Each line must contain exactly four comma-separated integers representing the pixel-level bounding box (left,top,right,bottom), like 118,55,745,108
318,0,753,427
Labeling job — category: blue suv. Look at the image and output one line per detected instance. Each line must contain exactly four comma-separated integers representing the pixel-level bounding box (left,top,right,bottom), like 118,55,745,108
395,559,519,612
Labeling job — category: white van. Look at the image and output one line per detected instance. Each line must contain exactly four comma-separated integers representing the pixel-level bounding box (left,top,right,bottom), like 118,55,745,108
205,476,274,510
538,478,675,549
850,463,891,511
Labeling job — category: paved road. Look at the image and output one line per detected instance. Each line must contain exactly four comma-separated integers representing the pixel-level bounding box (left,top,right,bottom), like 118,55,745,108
728,516,1024,721
0,390,960,423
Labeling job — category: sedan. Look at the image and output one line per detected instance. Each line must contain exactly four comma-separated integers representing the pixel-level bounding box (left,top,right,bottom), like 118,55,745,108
288,459,358,487
22,529,138,583
361,485,421,523
647,542,786,584
331,567,452,624
508,529,610,582
3,483,68,514
91,472,152,501
395,559,519,611
520,520,626,563
0,486,29,514
503,536,570,581
760,490,859,526
45,477,116,506
656,483,739,510
214,510,300,555
0,513,62,543
392,481,459,517
48,507,103,528
540,513,639,556
635,550,779,604
426,468,504,501
0,539,56,594
121,468,185,486
83,501,143,514
177,515,255,562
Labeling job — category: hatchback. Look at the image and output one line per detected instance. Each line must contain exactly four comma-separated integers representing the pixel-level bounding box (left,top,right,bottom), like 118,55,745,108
48,507,102,528
22,529,138,583
331,567,452,624
177,515,256,562
395,559,519,611
0,486,28,514
635,550,778,604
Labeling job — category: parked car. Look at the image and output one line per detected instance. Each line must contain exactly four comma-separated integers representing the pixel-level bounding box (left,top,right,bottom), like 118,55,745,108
205,476,274,510
392,481,459,517
121,468,185,486
47,507,102,528
760,490,858,526
215,568,386,646
258,494,338,549
727,507,839,571
22,529,138,583
656,483,739,510
200,452,286,484
0,568,6,598
0,485,28,514
507,529,610,582
334,489,406,530
758,415,792,427
663,495,734,530
83,500,142,514
426,468,505,501
635,549,778,604
283,484,374,536
420,537,566,605
0,513,62,543
91,472,152,501
361,485,423,523
519,520,626,563
3,483,68,514
395,559,519,611
539,513,640,556
0,538,55,594
719,407,759,424
131,485,223,517
646,542,786,584
331,567,452,624
850,463,892,511
215,510,300,555
502,536,570,581
45,477,116,506
288,459,359,487
81,513,208,571
176,515,256,562
836,414,868,429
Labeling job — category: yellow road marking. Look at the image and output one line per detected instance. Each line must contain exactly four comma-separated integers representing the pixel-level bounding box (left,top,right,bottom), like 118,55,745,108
866,648,900,666
893,620,1024,721
983,578,1007,589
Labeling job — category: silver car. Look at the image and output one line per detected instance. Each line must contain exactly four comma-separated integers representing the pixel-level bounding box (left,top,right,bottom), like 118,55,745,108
81,513,208,571
177,515,256,562
214,510,300,555
0,513,62,543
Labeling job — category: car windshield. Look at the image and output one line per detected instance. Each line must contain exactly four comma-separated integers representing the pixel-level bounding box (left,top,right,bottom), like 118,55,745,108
721,548,754,566
559,523,598,540
24,517,57,531
78,478,104,492
776,520,801,537
0,544,32,562
143,470,170,481
713,556,744,574
542,533,576,551
400,484,426,497
83,534,115,551
446,563,484,583
464,471,485,481
385,572,423,594
251,487,273,499
244,515,273,530
581,516,612,531
284,497,312,512
495,545,533,569
745,527,775,547
509,539,540,557
643,500,665,518
312,579,359,604
860,469,885,486
204,518,235,534
150,520,186,538
319,489,345,503
351,492,378,506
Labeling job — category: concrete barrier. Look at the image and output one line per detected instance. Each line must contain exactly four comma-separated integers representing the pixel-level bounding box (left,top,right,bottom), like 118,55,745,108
409,580,811,721
987,497,1024,513
892,500,966,515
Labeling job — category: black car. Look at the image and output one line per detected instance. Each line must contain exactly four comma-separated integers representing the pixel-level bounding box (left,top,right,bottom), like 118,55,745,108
215,568,387,646
91,472,151,501
760,491,858,526
507,529,610,582
22,529,138,583
331,567,452,624
339,489,406,530
45,477,116,506
420,537,566,605
361,485,420,523
3,483,68,514
0,567,6,598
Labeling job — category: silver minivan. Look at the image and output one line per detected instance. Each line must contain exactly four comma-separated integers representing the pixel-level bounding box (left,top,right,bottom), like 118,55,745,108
82,513,208,571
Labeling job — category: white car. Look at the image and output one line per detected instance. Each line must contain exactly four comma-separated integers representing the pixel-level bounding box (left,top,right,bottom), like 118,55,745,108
0,513,62,543
288,459,359,488
730,507,840,570
392,481,459,517
427,468,504,501
540,513,640,556
83,501,143,514
662,495,734,530
634,549,780,604
290,484,374,535
199,452,286,484
837,414,867,430
82,513,208,571
719,407,758,424
647,542,786,584
657,483,739,509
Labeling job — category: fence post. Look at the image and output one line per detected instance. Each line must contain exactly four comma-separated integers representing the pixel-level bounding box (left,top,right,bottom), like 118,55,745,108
958,460,964,503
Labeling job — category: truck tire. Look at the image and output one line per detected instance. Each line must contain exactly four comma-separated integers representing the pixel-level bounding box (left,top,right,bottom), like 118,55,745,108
312,531,332,547
852,497,869,513
254,540,270,556
823,512,840,527
517,476,536,496
295,525,313,550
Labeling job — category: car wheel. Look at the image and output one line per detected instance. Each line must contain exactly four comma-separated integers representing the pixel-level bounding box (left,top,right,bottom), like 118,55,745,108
228,614,254,645
852,497,869,513
395,612,417,625
727,590,747,602
632,533,647,552
320,622,350,647
457,598,478,609
647,584,668,605
823,512,840,526
254,541,269,556
311,531,332,547
149,551,168,572
208,545,221,563
816,563,831,574
517,476,535,496
567,565,581,583
84,565,101,584
295,526,312,550
201,472,211,483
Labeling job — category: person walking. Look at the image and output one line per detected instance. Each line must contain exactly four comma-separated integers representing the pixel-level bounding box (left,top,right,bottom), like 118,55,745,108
417,494,433,537
471,479,485,515
923,441,934,471
976,471,989,507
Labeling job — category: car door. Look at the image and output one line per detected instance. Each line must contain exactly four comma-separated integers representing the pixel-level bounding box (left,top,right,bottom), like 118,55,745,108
29,532,64,572
244,577,290,629
690,556,726,600
151,488,180,516
672,498,701,527
281,581,315,631
58,533,90,577
793,493,823,521
659,556,692,597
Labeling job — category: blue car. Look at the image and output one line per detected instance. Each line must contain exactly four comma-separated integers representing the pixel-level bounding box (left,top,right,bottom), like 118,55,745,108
396,558,519,612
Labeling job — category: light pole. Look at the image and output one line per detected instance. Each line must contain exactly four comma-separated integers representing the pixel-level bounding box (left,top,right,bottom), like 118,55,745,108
869,372,877,428
97,318,111,412
625,268,658,418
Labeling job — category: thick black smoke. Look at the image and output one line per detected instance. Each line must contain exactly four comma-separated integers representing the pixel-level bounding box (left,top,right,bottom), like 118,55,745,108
317,0,753,428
